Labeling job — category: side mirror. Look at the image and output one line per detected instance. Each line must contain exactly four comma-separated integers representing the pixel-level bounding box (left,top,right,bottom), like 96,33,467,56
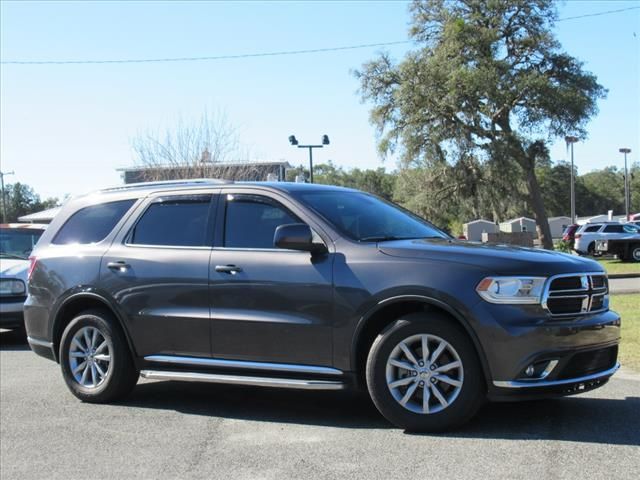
274,223,327,254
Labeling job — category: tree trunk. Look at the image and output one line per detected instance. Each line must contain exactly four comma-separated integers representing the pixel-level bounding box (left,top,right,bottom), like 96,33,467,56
522,161,554,250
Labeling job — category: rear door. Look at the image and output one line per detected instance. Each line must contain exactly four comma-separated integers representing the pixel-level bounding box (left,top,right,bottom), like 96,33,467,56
208,189,334,366
100,191,217,358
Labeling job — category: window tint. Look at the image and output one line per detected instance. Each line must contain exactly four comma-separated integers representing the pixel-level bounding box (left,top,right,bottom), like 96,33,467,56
584,225,601,233
623,224,640,233
130,195,212,247
295,191,447,242
224,194,299,248
53,200,135,245
603,225,624,233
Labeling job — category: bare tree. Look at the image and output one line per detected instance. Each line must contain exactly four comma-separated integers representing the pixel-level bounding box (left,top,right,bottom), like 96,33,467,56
131,109,257,181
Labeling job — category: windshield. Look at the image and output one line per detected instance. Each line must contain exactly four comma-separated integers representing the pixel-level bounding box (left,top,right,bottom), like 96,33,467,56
295,191,448,242
0,228,44,259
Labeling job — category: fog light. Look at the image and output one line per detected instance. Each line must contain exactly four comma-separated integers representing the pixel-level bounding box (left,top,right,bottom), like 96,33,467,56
525,365,535,377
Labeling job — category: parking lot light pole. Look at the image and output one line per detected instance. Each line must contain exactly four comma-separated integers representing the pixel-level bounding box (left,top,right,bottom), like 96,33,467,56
619,148,632,220
565,136,579,224
288,135,330,183
0,170,15,222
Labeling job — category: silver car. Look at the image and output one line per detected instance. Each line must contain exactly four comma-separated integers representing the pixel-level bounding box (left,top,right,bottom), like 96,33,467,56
574,222,640,255
0,223,46,329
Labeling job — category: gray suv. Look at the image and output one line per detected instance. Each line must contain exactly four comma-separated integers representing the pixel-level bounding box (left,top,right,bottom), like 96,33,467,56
25,180,621,431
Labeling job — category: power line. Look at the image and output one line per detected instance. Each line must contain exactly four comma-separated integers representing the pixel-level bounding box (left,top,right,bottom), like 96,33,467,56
0,40,411,65
555,5,639,22
2,6,638,65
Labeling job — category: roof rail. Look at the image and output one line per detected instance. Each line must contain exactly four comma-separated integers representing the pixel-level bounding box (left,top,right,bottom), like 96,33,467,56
99,178,232,193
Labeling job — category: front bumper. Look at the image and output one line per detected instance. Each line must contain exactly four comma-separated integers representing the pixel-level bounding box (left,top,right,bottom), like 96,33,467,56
0,300,26,328
471,301,621,400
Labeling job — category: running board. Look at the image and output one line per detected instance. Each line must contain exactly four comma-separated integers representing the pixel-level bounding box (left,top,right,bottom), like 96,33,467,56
140,370,346,390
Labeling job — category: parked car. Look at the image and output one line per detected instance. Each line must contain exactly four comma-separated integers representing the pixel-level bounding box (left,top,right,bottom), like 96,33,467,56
0,223,47,329
574,222,640,255
561,223,580,246
25,180,620,431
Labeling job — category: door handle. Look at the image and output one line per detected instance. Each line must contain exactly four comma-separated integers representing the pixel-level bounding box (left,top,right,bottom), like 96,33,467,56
107,261,130,272
215,265,243,274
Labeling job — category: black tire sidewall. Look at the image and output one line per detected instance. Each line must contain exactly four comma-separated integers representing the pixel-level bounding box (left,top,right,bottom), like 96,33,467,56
366,313,485,431
59,309,136,403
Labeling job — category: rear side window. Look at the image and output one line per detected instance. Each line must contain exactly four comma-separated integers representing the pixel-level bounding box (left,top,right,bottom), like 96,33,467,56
129,195,212,247
603,225,624,233
584,225,601,233
53,199,135,245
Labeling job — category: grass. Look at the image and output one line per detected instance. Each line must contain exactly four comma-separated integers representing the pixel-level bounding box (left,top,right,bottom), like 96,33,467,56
611,293,640,372
597,258,640,276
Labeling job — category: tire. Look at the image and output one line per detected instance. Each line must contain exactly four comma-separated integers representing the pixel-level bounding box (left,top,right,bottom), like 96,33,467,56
631,244,640,263
366,312,485,432
59,309,138,403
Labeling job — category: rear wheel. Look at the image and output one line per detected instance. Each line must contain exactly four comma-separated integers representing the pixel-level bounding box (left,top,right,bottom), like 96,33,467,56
366,313,485,431
59,309,138,403
631,244,640,262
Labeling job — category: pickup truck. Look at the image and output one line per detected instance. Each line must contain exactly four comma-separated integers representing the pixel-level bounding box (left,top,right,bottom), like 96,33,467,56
596,236,640,262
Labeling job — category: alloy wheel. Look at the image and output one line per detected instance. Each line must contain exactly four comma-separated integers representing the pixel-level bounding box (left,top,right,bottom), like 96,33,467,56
385,333,464,414
68,326,112,388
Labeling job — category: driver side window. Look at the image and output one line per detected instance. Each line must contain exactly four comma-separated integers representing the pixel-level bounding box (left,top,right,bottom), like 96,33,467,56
223,194,300,249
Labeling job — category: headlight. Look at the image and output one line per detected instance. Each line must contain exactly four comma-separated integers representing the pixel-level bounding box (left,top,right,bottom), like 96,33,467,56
0,279,26,296
476,276,546,304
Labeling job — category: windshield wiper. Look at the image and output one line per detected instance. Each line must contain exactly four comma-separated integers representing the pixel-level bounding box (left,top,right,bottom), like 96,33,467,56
359,235,446,243
0,252,28,260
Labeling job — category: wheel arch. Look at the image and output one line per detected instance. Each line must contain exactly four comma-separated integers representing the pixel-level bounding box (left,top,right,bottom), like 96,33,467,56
51,291,137,363
351,295,491,389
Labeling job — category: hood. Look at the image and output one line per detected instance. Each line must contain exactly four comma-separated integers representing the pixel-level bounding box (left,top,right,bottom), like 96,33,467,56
0,258,30,280
378,239,603,276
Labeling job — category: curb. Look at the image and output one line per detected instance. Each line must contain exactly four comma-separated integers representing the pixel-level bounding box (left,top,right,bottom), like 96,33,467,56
608,273,640,279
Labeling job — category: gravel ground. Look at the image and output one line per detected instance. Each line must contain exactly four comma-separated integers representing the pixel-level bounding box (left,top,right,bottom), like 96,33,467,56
1,329,639,480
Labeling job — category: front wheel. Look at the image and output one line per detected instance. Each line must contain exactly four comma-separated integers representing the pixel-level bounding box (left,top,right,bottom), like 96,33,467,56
366,313,485,431
59,309,138,403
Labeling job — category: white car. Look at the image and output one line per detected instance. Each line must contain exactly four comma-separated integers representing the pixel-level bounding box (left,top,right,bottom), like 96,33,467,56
574,222,640,255
0,223,46,329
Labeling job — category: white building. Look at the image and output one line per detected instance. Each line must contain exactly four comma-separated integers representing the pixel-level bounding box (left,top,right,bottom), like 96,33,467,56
499,217,537,235
548,216,572,238
576,214,626,225
463,219,498,241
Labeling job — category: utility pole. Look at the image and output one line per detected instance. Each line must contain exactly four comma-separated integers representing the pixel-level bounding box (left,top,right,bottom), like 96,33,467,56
619,148,632,220
288,135,330,183
565,136,578,224
0,170,15,222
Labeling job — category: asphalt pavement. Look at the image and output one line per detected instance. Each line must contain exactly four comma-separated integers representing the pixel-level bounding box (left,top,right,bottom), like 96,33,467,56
609,276,640,294
1,329,639,480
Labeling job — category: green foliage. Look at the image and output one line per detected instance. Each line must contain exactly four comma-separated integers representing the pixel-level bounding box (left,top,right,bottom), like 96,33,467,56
0,183,59,223
356,0,606,248
554,239,573,253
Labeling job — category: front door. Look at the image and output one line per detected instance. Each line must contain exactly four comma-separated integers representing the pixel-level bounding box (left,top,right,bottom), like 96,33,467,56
209,190,334,366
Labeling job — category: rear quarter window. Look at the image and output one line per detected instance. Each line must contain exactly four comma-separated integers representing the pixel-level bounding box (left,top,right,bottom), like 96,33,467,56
52,199,136,245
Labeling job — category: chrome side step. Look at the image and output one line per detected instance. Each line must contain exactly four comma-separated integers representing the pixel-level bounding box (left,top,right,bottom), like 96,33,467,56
140,370,346,390
144,354,343,376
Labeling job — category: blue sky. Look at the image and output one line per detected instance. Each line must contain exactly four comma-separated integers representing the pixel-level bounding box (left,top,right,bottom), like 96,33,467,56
1,0,639,199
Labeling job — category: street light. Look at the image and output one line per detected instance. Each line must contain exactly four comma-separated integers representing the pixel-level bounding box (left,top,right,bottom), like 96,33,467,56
565,135,579,224
619,147,632,220
0,170,15,222
288,134,330,183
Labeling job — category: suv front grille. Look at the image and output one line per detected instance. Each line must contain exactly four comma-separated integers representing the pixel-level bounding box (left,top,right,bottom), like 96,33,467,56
543,273,608,317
